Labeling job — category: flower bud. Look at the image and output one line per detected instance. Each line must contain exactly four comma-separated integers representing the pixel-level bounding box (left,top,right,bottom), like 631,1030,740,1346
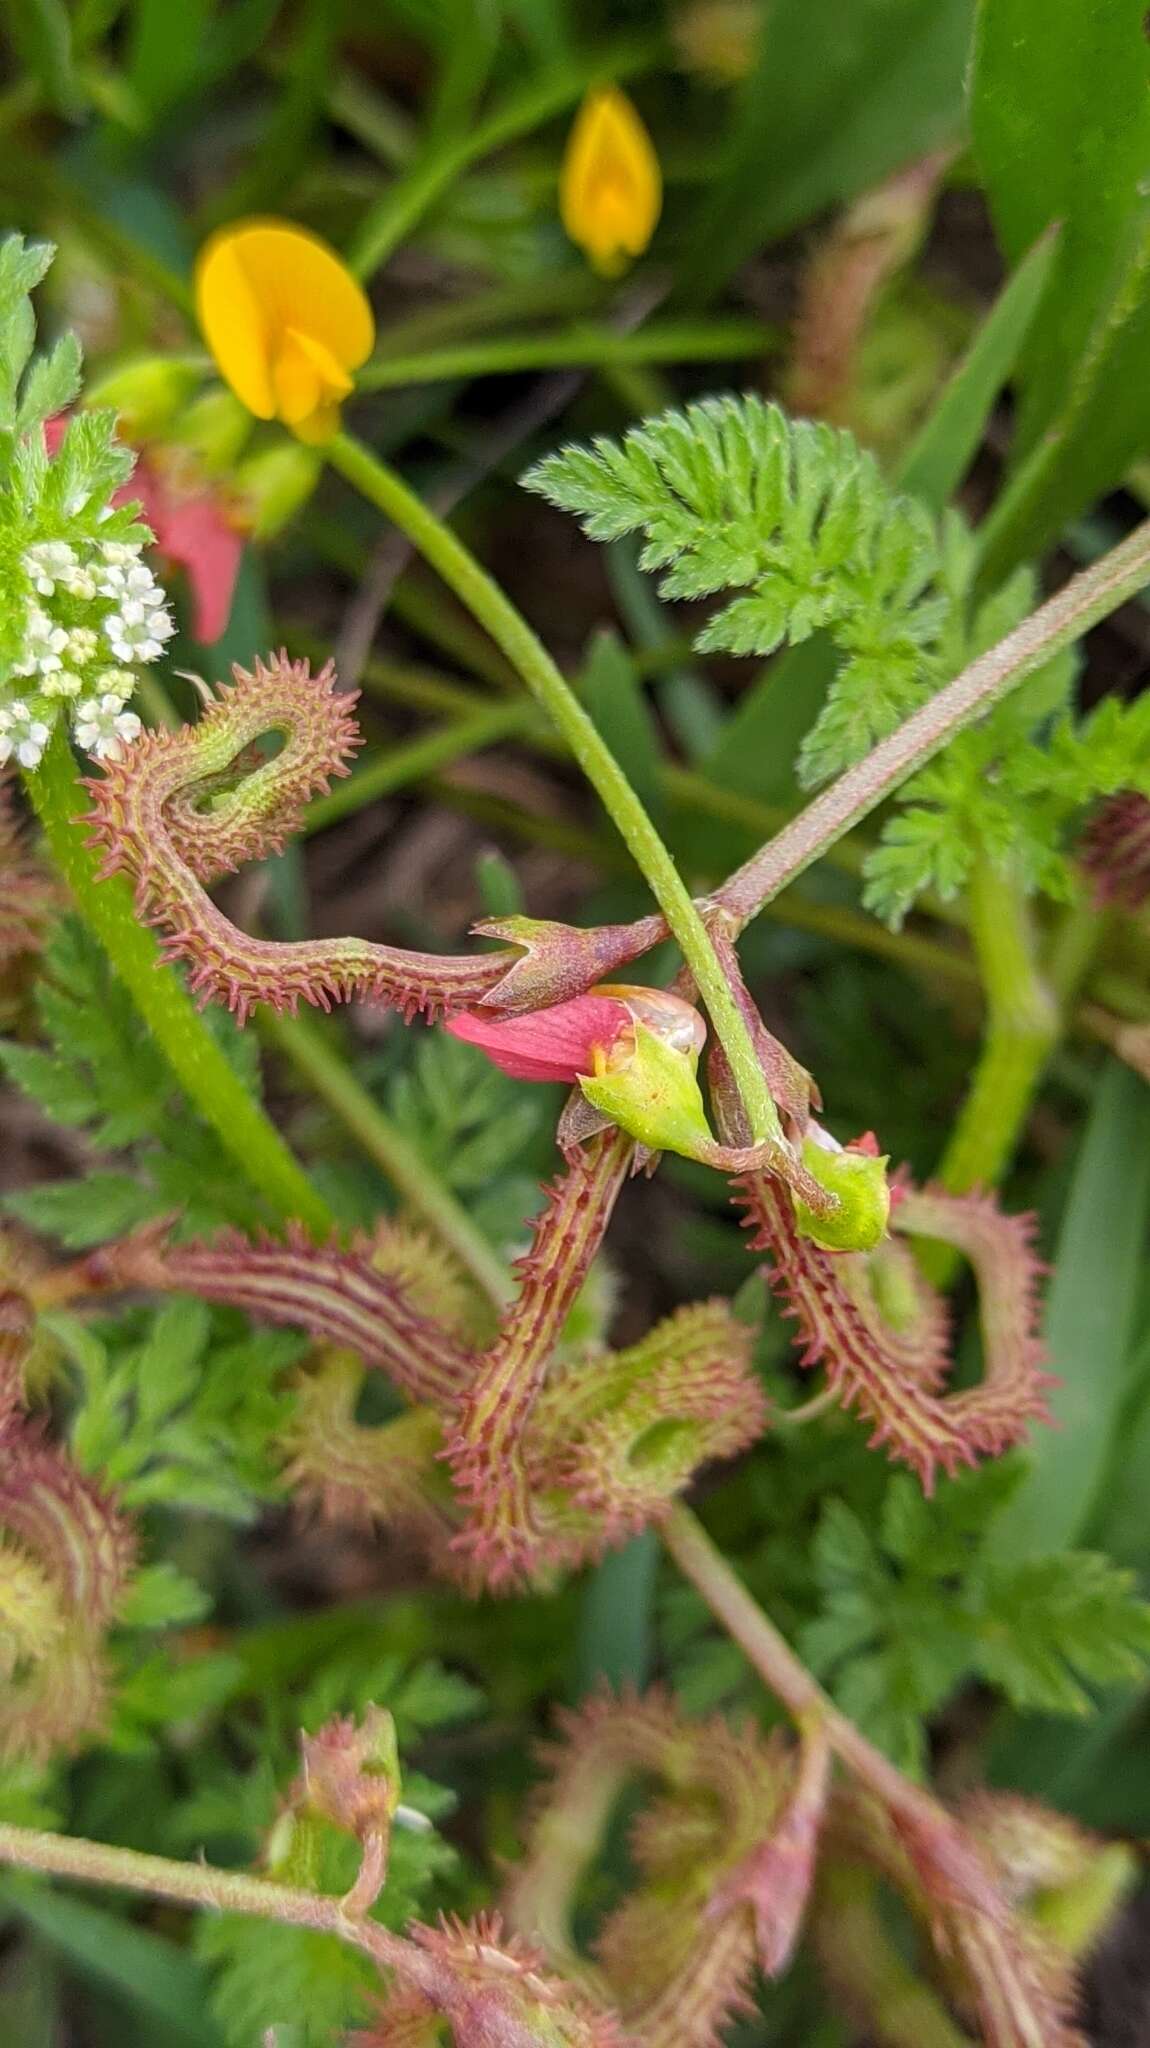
792,1131,890,1252
560,86,662,276
83,355,201,439
298,1704,400,1840
233,441,322,537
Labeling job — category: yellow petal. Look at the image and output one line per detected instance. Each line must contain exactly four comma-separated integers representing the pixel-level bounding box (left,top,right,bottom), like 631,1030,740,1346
560,87,662,276
272,328,354,431
195,218,374,426
195,232,276,419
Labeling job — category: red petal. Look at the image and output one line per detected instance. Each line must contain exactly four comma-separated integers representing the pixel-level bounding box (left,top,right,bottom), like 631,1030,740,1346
444,995,630,1083
117,459,242,644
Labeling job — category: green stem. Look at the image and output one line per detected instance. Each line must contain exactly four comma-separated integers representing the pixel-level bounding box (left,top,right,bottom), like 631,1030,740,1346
325,429,782,1146
357,321,771,391
935,860,1059,1197
25,727,332,1236
261,1009,510,1311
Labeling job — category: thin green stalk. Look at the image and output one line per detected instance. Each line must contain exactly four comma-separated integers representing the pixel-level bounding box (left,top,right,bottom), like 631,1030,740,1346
935,860,1059,1198
358,321,770,391
303,705,528,834
326,429,782,1146
261,1009,511,1312
26,727,332,1237
347,44,651,278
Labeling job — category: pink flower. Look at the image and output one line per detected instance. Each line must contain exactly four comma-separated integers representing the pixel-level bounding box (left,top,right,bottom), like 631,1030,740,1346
445,993,632,1083
44,415,242,645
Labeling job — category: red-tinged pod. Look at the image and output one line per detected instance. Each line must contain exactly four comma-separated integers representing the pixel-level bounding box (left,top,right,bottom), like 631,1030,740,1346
76,1220,475,1409
446,1131,633,1590
0,1417,136,1761
352,1911,627,2048
735,1172,1051,1490
504,1689,789,2046
83,661,668,1025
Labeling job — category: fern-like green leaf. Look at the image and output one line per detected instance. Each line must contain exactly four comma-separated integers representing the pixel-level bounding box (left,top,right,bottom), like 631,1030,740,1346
524,394,950,785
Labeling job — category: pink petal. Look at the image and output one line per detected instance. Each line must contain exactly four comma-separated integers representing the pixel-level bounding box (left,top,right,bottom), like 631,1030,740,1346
152,488,243,643
444,994,630,1083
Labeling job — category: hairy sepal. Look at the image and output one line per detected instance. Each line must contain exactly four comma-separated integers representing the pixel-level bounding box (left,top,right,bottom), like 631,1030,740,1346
356,1912,627,2048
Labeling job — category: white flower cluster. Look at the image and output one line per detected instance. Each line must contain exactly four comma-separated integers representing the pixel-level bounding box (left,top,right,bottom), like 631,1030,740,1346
0,538,172,770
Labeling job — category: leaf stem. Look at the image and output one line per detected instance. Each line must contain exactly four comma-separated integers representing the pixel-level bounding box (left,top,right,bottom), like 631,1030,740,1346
661,1504,951,1838
325,429,782,1145
935,859,1059,1198
716,515,1150,927
25,727,333,1237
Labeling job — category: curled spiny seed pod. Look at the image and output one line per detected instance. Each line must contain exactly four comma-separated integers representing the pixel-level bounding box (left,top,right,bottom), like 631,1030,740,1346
280,1352,456,1565
1078,790,1150,909
75,1220,475,1408
356,1913,628,2048
960,1792,1136,1959
737,1171,1051,1489
529,1299,768,1559
446,1132,632,1591
506,1690,791,2048
82,656,664,1025
854,1793,1089,2048
0,1418,135,1760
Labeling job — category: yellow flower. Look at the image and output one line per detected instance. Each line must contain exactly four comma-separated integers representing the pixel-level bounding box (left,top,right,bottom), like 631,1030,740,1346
559,87,662,277
194,219,375,445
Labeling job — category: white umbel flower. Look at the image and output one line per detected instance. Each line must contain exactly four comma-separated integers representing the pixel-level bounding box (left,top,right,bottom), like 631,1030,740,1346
0,700,52,770
23,541,78,596
104,597,174,664
15,604,70,677
98,558,160,605
73,694,143,761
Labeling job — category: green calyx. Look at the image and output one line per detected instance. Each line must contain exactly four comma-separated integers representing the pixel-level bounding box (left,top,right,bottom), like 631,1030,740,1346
578,1020,714,1160
792,1138,891,1253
